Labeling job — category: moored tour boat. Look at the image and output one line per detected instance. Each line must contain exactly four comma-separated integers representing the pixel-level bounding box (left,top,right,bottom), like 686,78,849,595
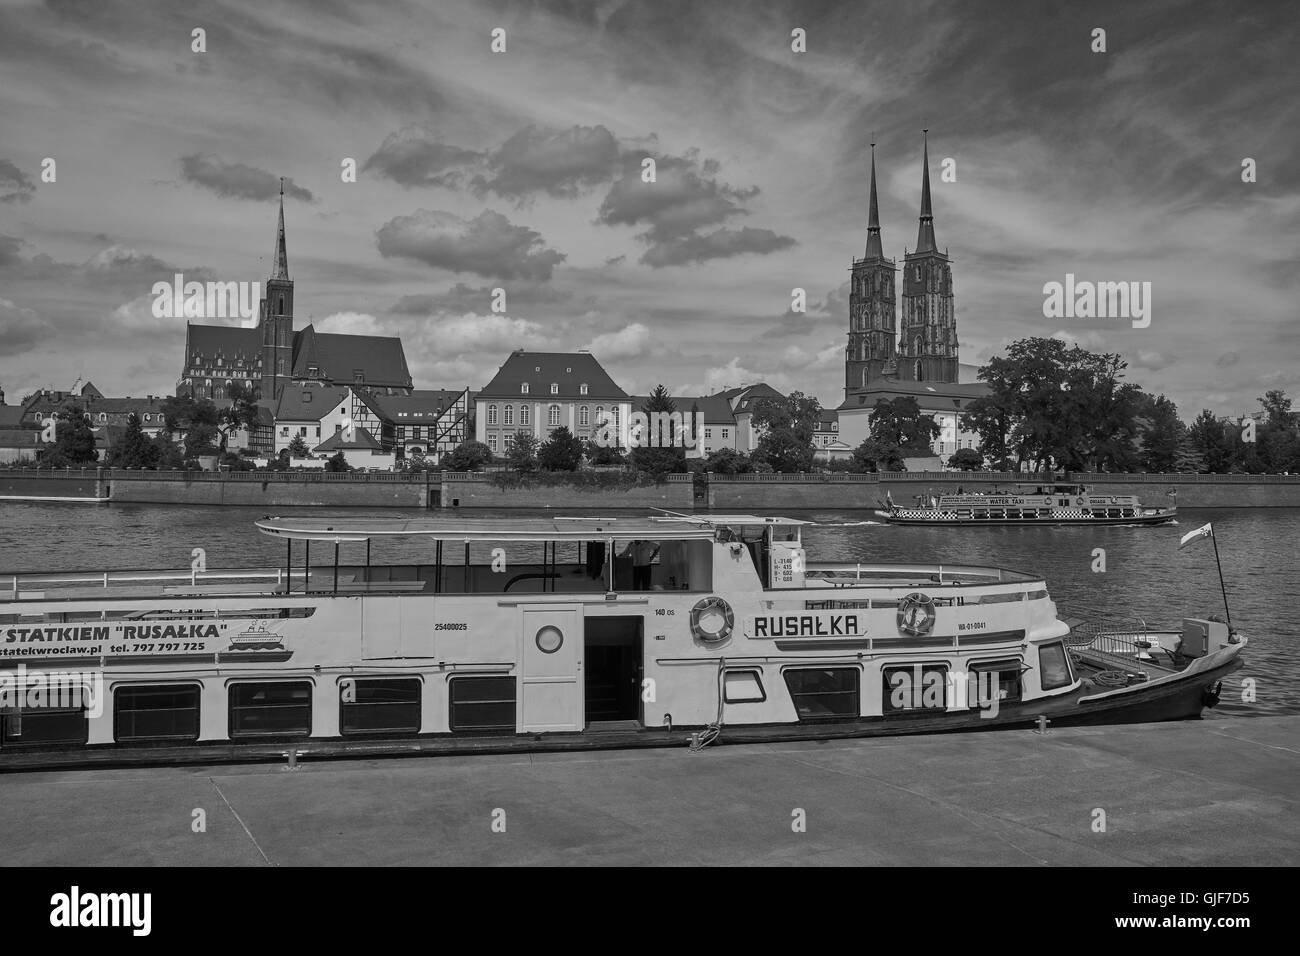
876,482,1177,526
0,512,1240,769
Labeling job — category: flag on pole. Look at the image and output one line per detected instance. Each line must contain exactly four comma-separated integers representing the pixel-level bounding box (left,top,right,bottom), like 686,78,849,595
1179,522,1213,549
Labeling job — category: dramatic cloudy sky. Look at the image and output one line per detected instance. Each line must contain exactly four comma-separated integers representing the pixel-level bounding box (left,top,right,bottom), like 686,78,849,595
0,0,1296,417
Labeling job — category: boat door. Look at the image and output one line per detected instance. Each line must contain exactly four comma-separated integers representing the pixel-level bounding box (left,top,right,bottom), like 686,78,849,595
518,605,583,732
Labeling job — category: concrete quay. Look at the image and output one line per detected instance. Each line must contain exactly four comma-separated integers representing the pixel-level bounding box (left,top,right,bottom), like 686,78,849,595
0,715,1295,866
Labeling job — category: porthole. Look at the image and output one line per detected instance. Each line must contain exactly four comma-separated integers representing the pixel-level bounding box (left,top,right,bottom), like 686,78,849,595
535,625,563,654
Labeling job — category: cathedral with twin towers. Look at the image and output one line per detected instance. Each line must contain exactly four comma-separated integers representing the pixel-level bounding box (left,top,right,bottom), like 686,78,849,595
836,132,987,460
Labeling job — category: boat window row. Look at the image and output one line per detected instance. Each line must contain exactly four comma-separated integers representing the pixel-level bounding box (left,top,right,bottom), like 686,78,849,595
0,676,520,748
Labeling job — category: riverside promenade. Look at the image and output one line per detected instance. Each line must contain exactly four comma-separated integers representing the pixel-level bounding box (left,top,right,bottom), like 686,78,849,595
2,716,1295,866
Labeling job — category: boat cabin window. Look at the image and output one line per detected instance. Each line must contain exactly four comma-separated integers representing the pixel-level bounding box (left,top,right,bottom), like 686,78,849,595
340,678,421,736
883,663,949,713
449,677,516,734
1,700,88,748
967,659,1023,707
115,684,201,742
1037,643,1073,690
329,537,712,596
229,682,312,737
783,667,860,720
723,669,766,704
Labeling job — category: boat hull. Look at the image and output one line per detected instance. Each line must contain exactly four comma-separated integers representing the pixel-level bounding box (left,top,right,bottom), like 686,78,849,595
875,511,1177,527
0,644,1242,772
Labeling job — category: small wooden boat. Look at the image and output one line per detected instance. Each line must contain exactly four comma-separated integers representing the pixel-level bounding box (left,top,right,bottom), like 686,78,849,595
876,482,1177,526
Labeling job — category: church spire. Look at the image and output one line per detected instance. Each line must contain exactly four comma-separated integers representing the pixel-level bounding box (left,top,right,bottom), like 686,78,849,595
864,142,884,260
915,130,937,255
271,177,289,280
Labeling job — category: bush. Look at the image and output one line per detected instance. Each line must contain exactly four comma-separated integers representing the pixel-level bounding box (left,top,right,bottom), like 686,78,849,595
443,440,493,472
324,451,350,473
538,426,582,471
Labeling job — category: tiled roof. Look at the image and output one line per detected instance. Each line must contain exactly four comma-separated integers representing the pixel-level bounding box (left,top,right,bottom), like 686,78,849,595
837,379,990,412
291,325,411,389
0,431,45,448
478,351,627,400
0,406,31,429
371,388,468,423
729,383,785,414
273,383,347,422
313,425,382,452
630,393,735,424
184,323,262,360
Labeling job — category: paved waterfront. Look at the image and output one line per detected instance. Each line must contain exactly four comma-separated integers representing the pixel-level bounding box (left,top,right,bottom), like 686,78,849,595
1,716,1296,866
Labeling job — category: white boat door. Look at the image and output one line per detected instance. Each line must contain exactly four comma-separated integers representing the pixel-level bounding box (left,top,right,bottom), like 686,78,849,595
518,605,583,732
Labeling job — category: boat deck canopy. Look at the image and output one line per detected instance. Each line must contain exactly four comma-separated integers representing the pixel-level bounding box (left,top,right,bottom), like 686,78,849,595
253,514,807,544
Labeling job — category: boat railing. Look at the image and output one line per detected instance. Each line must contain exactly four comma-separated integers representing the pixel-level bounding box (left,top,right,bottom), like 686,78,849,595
803,563,1036,585
3,568,303,600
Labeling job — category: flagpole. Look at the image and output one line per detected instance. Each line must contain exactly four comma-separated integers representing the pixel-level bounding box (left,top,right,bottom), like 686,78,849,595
1209,528,1232,628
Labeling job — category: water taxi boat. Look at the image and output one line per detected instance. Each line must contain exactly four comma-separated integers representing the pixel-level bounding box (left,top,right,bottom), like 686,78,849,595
0,513,1240,769
876,483,1177,526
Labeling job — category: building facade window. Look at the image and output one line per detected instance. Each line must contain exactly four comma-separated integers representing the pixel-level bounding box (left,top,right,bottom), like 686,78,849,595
579,406,589,427
520,405,530,426
504,405,513,426
488,434,497,452
580,384,589,395
521,383,529,395
548,404,560,426
550,383,558,395
487,404,498,425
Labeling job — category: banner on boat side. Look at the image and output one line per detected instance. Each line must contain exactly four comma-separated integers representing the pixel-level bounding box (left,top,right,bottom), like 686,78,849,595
744,611,867,640
0,619,287,660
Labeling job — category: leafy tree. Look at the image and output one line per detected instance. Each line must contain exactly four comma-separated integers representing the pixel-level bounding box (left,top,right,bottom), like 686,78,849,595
324,451,350,473
538,426,582,471
850,437,904,473
219,382,262,436
749,391,820,474
631,386,687,476
961,337,1144,472
110,413,159,469
582,437,625,466
1134,393,1185,473
287,434,310,458
161,394,219,433
1260,389,1294,428
870,396,940,452
41,403,97,466
753,428,814,473
152,434,184,470
1187,410,1239,473
947,447,984,471
443,440,493,472
184,422,221,458
507,432,539,473
1172,436,1206,474
704,447,753,474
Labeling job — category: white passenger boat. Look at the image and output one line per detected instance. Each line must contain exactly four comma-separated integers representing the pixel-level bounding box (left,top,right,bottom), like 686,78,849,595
877,483,1177,526
0,513,1242,768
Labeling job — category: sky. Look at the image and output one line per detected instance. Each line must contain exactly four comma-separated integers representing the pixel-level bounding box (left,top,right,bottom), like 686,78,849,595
0,0,1296,419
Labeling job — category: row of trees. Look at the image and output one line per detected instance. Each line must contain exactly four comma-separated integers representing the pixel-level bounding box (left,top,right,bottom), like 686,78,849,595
960,338,1300,474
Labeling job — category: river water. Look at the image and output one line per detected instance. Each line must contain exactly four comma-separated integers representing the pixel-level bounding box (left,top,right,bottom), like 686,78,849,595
1,501,1296,718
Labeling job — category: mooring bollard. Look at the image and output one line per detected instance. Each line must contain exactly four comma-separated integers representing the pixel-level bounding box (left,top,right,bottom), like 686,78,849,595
1034,715,1050,734
284,749,301,770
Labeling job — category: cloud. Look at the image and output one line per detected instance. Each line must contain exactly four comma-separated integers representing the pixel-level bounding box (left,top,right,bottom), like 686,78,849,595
362,127,484,188
641,226,796,268
180,155,313,202
473,124,621,200
1131,350,1176,372
0,158,35,204
0,297,52,353
375,209,566,281
388,282,571,314
586,322,652,360
1215,352,1240,368
595,148,793,266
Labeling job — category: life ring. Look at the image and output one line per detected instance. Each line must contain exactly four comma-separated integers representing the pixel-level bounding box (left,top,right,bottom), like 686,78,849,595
691,596,734,643
1043,497,1052,505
